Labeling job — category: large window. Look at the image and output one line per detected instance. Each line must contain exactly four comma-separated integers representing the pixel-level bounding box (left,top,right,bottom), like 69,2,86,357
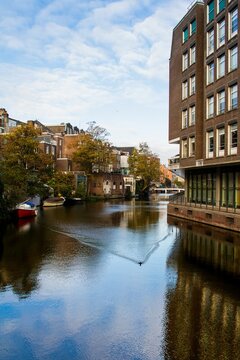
207,96,214,118
183,27,188,43
229,8,238,39
217,0,225,13
182,80,188,99
217,127,225,157
190,19,196,35
221,171,240,208
206,130,214,158
182,52,188,71
182,109,188,129
207,62,214,84
207,28,214,55
228,123,237,155
229,46,238,72
208,0,214,23
217,90,225,114
189,105,196,126
217,54,225,78
229,84,238,110
190,75,196,95
190,45,196,65
188,171,216,205
217,19,225,48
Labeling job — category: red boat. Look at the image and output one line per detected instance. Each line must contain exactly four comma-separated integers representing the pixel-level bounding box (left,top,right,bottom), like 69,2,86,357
14,201,38,219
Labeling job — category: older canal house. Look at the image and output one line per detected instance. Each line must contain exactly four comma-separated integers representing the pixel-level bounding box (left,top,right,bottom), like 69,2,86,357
168,0,240,230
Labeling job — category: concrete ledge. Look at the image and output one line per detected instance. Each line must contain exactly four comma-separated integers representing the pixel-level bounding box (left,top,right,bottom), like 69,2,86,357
167,203,240,232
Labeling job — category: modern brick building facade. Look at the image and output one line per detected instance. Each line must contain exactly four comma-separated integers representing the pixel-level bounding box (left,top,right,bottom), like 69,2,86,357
168,0,240,230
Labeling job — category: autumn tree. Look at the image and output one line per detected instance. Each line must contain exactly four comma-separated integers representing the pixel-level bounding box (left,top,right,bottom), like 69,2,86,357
128,142,160,196
71,122,113,174
0,125,54,206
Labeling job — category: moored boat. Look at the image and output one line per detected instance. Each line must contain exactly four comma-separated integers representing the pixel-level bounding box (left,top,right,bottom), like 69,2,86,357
14,201,38,219
43,196,65,207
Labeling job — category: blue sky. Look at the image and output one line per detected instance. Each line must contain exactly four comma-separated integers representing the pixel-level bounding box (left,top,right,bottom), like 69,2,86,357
0,0,191,164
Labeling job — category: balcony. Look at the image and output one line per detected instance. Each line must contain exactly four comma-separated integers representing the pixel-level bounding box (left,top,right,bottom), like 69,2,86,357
168,154,180,170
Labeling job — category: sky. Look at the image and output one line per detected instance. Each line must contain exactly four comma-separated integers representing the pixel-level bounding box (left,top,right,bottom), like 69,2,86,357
0,0,191,164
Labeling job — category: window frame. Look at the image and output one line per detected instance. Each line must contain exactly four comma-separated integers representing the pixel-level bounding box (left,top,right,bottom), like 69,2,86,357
181,138,188,158
207,28,215,56
229,7,238,39
183,27,189,43
217,90,225,115
189,136,196,157
216,127,225,157
182,80,188,100
217,53,225,79
206,130,214,158
217,0,226,14
190,75,196,95
208,0,215,23
228,123,238,155
189,105,196,126
229,84,238,110
217,19,225,48
190,45,196,65
229,45,238,72
207,61,214,85
207,95,214,119
190,19,196,36
182,52,188,71
182,109,188,129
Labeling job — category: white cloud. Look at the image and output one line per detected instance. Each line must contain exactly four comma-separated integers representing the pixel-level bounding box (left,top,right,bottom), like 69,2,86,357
0,0,192,163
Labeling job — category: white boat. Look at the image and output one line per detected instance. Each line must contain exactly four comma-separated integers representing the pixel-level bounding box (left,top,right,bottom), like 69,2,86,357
43,196,65,207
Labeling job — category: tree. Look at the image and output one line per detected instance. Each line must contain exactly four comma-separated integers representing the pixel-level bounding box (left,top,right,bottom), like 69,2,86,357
71,122,113,174
129,142,160,196
47,171,74,198
0,125,54,206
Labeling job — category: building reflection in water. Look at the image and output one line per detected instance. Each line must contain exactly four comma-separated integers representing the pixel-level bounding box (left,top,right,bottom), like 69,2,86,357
164,216,240,360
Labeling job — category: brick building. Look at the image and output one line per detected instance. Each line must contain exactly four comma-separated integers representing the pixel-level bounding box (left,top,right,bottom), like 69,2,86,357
168,0,240,230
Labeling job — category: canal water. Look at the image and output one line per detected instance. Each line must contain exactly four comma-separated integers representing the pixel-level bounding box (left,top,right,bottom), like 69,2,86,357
0,199,240,360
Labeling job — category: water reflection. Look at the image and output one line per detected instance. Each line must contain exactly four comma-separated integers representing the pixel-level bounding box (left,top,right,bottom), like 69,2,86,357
0,219,100,299
0,202,240,359
164,216,240,360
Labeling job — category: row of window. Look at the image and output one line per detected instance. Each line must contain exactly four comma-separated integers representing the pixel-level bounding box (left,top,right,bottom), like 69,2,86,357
183,46,238,98
183,19,196,43
181,122,238,159
206,45,238,85
207,9,238,58
207,0,236,23
206,124,237,158
182,46,196,71
182,76,196,99
182,80,237,116
206,83,237,118
181,136,196,158
182,106,195,129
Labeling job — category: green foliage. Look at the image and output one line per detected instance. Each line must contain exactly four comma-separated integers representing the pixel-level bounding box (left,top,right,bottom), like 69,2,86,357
72,122,113,174
47,171,74,198
74,182,86,199
129,142,160,190
0,125,54,207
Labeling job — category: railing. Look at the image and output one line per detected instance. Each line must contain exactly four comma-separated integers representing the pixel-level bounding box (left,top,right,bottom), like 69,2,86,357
169,195,240,214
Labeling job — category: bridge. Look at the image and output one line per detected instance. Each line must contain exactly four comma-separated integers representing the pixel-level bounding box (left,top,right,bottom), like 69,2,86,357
152,187,184,194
